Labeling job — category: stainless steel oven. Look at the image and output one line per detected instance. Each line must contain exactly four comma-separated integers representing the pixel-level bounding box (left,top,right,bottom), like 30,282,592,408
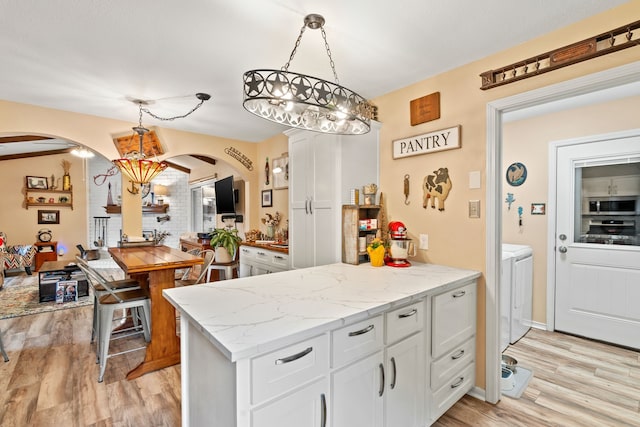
580,219,638,246
587,196,637,215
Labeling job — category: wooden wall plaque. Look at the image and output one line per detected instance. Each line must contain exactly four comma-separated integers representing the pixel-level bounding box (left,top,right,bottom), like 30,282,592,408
410,92,440,126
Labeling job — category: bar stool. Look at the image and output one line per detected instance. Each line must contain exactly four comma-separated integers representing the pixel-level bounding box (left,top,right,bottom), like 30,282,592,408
78,263,151,382
175,249,215,287
75,257,141,343
206,260,239,282
0,330,8,362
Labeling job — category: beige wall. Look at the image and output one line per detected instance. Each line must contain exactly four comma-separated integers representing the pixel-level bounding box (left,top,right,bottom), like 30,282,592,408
503,95,640,325
256,133,289,238
374,1,640,388
0,153,87,263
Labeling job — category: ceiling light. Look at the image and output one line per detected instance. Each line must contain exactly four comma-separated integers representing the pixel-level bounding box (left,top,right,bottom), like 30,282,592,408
112,93,210,184
243,14,374,135
70,147,95,158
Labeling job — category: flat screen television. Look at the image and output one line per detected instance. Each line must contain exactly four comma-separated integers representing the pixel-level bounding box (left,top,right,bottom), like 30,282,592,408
214,175,236,214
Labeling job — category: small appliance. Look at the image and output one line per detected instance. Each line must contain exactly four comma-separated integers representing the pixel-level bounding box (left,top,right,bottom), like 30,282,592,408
386,221,416,267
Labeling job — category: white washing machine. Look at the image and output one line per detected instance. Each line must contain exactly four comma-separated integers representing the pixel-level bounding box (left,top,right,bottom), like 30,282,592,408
501,244,533,352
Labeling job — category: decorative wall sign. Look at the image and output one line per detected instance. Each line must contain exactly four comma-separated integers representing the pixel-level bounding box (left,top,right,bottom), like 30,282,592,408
506,162,527,186
410,92,440,126
225,147,254,171
393,125,460,159
531,203,546,215
422,167,452,211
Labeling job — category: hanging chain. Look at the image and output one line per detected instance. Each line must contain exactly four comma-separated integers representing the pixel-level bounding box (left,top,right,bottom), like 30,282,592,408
141,97,207,121
281,20,340,85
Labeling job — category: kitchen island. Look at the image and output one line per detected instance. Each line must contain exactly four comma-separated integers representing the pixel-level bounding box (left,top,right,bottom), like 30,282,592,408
164,262,480,426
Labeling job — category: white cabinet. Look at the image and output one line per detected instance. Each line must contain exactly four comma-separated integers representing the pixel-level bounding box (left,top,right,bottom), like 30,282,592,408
287,123,380,269
429,282,477,423
252,378,328,427
583,175,640,197
239,245,289,277
331,301,426,427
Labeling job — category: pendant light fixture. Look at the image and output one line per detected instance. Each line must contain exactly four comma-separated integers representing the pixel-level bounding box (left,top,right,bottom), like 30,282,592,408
243,14,374,135
112,93,210,184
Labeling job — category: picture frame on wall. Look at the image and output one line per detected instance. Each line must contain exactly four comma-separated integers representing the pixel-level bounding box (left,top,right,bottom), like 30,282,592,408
38,209,60,224
272,156,289,189
531,203,546,215
26,176,49,190
261,190,273,207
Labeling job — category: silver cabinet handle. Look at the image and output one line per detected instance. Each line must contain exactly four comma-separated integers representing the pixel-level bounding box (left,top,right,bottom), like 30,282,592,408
452,290,466,298
257,251,266,255
309,197,313,214
275,346,313,365
242,248,249,253
451,349,465,360
378,363,385,397
398,309,417,319
348,324,374,337
320,393,327,427
390,357,397,390
274,255,285,260
450,377,464,389
305,198,309,214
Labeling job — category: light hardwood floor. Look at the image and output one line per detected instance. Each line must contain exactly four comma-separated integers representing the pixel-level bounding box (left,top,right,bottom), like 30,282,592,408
1,307,639,426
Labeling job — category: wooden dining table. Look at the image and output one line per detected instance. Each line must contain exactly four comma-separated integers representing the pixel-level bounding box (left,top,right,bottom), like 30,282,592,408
108,245,203,380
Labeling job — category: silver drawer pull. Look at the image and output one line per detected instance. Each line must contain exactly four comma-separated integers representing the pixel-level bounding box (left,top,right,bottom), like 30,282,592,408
274,255,285,260
452,291,466,298
242,248,249,253
348,324,374,337
257,251,266,256
450,377,464,389
378,363,385,397
320,393,327,427
275,347,313,365
451,349,465,360
398,309,417,319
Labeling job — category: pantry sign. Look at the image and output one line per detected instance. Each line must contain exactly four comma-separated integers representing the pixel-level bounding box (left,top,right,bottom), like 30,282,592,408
392,125,461,159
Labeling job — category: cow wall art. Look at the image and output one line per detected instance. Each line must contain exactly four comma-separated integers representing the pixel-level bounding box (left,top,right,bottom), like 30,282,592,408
423,167,452,211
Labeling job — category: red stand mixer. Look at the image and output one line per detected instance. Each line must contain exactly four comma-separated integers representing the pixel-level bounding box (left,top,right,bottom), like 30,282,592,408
386,221,416,267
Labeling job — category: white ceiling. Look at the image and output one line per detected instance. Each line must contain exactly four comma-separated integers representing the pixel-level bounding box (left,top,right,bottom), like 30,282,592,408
0,0,628,145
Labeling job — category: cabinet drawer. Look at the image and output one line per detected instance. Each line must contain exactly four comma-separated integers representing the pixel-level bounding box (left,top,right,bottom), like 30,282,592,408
431,336,475,390
385,300,424,344
430,363,475,422
432,281,476,358
271,253,289,269
251,334,328,404
331,315,383,368
240,246,256,261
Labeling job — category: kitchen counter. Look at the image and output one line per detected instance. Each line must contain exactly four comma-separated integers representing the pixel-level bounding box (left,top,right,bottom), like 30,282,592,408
240,240,289,254
164,262,479,362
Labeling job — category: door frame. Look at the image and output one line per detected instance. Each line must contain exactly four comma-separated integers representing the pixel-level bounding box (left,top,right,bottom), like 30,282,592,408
485,61,640,404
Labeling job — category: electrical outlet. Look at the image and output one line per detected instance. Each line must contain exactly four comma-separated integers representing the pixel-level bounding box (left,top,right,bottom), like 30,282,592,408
469,200,480,218
419,234,428,250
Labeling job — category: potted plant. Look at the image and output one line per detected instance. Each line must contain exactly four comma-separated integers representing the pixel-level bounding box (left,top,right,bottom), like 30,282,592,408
209,228,242,263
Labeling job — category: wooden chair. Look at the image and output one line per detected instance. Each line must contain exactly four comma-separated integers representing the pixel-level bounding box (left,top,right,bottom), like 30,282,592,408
77,263,151,382
175,249,215,287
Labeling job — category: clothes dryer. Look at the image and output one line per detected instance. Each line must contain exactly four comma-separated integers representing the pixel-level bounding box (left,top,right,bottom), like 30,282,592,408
502,244,533,347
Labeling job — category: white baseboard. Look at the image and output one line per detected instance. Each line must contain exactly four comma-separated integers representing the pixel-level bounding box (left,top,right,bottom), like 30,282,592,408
530,321,547,331
467,386,486,401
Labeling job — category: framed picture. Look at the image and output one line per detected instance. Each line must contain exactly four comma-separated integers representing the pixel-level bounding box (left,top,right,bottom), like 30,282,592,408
26,176,49,189
272,156,289,189
38,209,60,224
531,203,546,215
261,190,273,207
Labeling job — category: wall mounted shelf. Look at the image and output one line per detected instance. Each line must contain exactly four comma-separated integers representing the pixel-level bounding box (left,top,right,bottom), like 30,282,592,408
25,188,73,210
103,204,169,214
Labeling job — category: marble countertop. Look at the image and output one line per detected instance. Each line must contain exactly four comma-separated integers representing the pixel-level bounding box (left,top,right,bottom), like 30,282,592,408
163,262,480,362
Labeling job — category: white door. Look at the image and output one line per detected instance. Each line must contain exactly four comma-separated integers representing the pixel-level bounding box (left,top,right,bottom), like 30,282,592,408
554,133,640,349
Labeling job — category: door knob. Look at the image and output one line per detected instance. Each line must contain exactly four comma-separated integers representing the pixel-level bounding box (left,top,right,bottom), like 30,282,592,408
559,234,567,241
558,246,567,253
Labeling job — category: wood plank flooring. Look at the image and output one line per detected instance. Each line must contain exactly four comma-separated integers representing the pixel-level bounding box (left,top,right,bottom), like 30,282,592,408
1,306,639,426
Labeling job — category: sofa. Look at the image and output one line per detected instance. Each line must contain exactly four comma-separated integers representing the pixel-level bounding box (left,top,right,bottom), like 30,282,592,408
0,232,36,275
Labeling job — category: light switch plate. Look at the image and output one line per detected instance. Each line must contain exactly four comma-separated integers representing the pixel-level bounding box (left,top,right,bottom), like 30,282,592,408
419,234,429,250
469,200,480,218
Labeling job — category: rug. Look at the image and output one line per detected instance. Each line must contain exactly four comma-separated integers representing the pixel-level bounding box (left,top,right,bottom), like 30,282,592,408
0,273,93,320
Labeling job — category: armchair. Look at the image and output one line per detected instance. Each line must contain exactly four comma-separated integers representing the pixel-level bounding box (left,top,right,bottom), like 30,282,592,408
0,232,36,275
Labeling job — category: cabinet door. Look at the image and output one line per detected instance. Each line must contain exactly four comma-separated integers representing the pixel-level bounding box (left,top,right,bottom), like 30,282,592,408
582,177,611,197
612,175,640,196
252,378,328,427
332,352,384,427
385,333,425,427
432,282,476,358
290,135,314,269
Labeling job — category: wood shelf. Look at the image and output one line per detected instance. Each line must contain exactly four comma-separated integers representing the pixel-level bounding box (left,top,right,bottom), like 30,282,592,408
342,204,382,265
104,204,169,214
25,187,73,210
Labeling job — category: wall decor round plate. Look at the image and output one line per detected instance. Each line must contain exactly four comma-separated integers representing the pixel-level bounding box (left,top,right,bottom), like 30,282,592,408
506,162,527,186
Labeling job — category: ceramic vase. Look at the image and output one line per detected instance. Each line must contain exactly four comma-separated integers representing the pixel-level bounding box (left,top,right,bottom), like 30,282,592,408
367,245,385,267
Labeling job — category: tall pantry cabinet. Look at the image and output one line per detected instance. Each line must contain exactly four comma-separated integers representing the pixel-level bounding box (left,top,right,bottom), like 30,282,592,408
287,122,380,269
